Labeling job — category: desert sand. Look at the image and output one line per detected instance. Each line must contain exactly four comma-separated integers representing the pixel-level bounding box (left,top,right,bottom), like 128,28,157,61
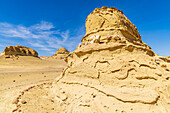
0,56,66,113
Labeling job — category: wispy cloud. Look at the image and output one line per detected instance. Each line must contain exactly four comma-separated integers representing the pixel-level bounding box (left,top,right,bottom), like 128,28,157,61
0,21,85,56
29,21,54,31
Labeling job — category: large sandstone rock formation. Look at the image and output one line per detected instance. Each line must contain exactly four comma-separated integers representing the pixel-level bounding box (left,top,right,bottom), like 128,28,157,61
51,7,170,113
1,45,38,57
51,47,69,59
81,7,150,49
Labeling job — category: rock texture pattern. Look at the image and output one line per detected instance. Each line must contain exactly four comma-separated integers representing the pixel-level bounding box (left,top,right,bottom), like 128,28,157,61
1,45,38,57
51,7,170,113
52,47,69,59
81,7,150,49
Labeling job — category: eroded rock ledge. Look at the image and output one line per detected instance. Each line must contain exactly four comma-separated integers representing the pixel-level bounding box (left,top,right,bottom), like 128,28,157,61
51,7,170,113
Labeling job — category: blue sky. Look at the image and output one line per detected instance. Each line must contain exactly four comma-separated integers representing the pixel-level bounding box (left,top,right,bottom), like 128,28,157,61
0,0,169,56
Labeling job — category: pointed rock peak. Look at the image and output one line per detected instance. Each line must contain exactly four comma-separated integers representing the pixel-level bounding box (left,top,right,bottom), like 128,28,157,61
51,47,69,59
56,47,69,54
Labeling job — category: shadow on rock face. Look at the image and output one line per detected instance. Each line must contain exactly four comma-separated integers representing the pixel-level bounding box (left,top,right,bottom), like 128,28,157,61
1,45,38,58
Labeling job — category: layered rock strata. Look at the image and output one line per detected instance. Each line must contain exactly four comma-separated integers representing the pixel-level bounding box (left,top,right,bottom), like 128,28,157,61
1,45,38,57
51,7,170,113
81,6,150,49
52,47,69,59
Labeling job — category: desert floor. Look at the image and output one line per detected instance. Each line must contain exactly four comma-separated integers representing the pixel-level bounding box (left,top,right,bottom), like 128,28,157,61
0,56,66,113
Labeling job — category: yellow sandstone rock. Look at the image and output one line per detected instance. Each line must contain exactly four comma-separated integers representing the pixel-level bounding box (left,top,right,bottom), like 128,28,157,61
51,47,69,59
51,7,170,113
82,6,150,49
1,45,38,57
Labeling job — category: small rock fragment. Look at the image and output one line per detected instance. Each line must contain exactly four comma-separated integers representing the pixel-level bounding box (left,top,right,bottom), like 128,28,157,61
12,109,17,112
21,100,27,104
12,99,19,104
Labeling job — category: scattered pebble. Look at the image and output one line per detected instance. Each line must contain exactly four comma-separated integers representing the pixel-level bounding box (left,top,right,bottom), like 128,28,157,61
17,104,21,108
21,91,24,95
13,80,15,82
161,64,167,68
166,69,169,71
12,98,19,104
17,96,21,100
50,99,54,103
12,109,17,112
24,89,29,92
21,100,27,104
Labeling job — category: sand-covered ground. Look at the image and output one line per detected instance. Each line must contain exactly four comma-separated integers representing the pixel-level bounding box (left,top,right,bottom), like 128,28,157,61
0,56,66,113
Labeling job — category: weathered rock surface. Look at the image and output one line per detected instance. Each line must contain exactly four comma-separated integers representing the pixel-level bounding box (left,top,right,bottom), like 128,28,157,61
51,47,69,59
50,7,170,113
1,45,38,57
81,6,150,49
55,47,69,54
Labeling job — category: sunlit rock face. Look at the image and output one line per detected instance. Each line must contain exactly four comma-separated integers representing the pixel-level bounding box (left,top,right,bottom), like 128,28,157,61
51,47,69,59
51,7,170,113
1,45,38,57
82,7,150,49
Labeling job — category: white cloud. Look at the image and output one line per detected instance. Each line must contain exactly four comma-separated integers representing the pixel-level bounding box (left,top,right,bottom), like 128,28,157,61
0,21,57,40
29,21,54,31
29,43,46,48
0,21,85,56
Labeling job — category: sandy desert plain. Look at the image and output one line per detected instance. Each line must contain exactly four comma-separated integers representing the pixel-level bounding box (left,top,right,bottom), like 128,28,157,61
0,56,66,113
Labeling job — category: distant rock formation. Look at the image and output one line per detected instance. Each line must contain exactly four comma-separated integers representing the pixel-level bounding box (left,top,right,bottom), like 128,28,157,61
51,47,69,59
51,7,170,113
1,45,38,57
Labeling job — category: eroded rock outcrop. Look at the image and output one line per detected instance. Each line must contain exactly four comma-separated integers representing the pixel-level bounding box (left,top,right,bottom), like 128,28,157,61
51,7,170,113
81,6,150,49
51,47,69,59
1,45,38,57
